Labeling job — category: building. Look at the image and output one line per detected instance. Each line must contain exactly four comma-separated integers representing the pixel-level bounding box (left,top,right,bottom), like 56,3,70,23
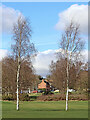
38,79,50,91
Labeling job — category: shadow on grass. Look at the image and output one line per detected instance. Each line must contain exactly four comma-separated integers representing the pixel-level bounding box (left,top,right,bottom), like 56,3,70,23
30,109,64,111
28,108,88,111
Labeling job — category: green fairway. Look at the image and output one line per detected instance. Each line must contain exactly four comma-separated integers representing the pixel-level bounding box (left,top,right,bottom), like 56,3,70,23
2,101,88,118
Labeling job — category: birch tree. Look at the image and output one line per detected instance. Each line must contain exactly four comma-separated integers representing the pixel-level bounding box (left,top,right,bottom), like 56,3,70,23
11,16,36,110
59,22,84,111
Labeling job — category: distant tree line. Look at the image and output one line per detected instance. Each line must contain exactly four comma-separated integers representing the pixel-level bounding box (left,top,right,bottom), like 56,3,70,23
2,56,37,96
49,59,88,92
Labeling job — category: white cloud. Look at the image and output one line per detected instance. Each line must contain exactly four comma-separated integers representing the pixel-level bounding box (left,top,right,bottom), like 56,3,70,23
80,50,88,63
0,48,88,77
32,49,58,77
0,4,22,33
55,4,88,35
32,49,88,77
0,49,8,60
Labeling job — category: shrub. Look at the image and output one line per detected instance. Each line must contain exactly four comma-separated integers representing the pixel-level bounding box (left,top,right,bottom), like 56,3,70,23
42,88,46,92
2,93,30,101
43,91,54,95
2,94,16,101
19,93,30,101
37,93,88,101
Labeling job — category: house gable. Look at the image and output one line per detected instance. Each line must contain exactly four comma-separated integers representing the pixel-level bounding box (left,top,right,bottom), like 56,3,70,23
38,80,46,89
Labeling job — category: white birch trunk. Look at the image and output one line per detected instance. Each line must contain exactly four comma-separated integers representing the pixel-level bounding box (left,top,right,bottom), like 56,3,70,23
66,59,69,111
66,85,68,111
16,23,21,110
16,59,20,111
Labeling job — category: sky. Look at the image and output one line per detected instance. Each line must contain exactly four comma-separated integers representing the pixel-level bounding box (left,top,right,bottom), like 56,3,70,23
0,2,88,77
1,0,89,2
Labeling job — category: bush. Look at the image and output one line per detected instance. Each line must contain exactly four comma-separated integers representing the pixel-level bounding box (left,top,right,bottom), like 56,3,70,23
19,93,30,101
30,96,37,101
2,93,30,101
37,93,88,101
42,88,46,92
2,94,16,101
42,91,54,95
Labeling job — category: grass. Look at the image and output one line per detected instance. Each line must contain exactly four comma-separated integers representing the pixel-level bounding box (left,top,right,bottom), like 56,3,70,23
2,101,88,118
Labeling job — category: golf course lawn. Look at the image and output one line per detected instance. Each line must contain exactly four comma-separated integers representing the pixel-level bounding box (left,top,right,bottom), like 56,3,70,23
2,101,88,118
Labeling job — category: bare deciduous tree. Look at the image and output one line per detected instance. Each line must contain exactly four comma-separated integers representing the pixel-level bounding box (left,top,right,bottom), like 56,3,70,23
59,21,85,111
2,57,17,96
2,56,37,98
50,59,78,93
11,15,36,110
50,21,85,111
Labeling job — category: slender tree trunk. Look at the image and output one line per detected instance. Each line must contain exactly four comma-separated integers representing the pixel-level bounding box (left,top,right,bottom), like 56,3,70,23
16,56,20,110
66,59,69,111
16,24,21,110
